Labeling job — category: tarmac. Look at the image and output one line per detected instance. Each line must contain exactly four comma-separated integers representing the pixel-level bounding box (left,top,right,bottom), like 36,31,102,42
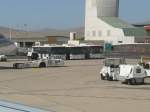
0,59,150,112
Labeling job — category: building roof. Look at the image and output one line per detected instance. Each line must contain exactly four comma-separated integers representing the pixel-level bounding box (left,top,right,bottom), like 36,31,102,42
123,27,147,36
100,17,147,36
133,21,150,26
100,17,133,28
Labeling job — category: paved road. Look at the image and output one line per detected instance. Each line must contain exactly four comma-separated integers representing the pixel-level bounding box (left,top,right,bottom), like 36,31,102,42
0,59,150,112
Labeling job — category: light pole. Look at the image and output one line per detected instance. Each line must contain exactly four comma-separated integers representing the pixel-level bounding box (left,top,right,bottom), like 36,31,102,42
9,27,12,40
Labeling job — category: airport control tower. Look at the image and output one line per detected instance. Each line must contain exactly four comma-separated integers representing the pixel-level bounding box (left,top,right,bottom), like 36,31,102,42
97,0,119,17
85,0,136,44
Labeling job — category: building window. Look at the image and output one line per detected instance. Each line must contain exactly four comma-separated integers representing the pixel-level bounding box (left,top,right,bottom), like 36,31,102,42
98,30,102,36
92,31,96,37
107,30,111,36
118,41,123,43
87,31,90,37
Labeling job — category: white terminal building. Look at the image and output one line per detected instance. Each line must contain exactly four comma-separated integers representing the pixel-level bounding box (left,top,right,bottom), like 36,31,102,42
85,0,147,45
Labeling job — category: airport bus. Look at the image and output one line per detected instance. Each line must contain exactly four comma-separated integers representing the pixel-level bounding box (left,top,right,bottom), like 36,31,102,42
83,45,104,59
32,45,66,60
66,46,86,60
32,44,105,60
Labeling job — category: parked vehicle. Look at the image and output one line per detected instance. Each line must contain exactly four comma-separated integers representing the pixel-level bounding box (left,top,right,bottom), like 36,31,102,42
139,56,150,77
0,55,7,62
13,52,64,69
100,58,125,81
32,44,104,60
119,65,146,85
100,58,146,85
33,45,66,60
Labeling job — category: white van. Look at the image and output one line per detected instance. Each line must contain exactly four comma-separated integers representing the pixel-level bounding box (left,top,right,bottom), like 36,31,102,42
119,65,146,85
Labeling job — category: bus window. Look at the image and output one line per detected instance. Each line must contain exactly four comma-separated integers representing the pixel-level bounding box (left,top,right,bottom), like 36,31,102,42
51,47,66,54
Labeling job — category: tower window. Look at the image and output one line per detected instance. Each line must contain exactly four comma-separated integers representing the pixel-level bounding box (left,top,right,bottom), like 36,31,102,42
87,31,90,37
107,30,111,36
98,30,102,36
92,31,96,37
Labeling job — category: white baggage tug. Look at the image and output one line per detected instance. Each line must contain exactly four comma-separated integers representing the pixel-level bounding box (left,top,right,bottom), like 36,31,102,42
100,58,125,81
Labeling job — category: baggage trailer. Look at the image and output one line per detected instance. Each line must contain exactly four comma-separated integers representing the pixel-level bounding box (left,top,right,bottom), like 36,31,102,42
0,55,7,62
13,59,64,69
139,56,150,77
13,52,64,69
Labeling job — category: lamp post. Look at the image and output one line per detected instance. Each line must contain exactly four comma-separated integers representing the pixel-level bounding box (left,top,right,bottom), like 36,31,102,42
9,27,12,40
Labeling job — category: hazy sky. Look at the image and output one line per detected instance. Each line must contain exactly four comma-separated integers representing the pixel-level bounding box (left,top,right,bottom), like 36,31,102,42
0,0,150,30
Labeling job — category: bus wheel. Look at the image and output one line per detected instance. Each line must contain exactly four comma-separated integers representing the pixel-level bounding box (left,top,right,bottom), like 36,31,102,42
39,62,46,68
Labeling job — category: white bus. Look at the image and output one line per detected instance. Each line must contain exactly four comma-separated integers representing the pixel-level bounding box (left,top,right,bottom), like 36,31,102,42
32,44,104,60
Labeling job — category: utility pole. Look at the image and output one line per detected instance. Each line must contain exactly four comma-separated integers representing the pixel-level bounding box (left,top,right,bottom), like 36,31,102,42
9,27,12,40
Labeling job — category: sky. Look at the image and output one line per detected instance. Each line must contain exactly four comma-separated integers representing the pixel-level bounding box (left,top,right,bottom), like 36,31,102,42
0,0,150,30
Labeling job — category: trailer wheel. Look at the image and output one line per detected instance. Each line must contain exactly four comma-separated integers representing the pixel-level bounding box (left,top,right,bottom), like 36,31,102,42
106,73,109,80
122,80,128,84
106,73,113,81
108,76,113,81
128,79,136,85
131,79,136,85
39,62,46,68
101,74,105,80
138,78,144,85
127,79,131,85
141,78,145,84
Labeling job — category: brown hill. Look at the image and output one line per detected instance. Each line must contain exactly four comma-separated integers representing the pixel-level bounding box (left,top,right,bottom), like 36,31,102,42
0,26,84,39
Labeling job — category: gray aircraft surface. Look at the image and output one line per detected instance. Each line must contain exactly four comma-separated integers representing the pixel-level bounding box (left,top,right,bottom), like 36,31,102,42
0,100,49,112
0,34,17,55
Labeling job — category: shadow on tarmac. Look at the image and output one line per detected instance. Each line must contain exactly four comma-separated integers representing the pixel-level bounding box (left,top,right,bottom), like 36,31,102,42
0,66,68,70
0,66,13,70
